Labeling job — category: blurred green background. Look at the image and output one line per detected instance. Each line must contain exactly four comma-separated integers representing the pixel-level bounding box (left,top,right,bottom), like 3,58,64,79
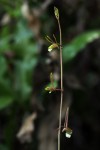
0,0,100,150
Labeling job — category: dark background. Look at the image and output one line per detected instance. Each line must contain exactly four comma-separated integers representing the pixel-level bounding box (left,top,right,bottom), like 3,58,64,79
0,0,100,150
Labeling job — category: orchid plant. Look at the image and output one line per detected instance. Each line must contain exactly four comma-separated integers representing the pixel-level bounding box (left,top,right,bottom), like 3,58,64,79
45,7,72,150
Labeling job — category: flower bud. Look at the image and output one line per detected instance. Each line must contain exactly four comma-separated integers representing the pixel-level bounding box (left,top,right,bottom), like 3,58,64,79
54,7,59,20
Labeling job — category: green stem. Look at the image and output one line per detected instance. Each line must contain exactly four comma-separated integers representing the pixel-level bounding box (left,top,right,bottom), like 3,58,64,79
57,18,63,150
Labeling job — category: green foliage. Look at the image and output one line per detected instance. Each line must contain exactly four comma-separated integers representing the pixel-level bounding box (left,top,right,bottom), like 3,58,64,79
0,145,8,150
0,96,13,109
0,16,38,109
0,37,10,53
14,57,37,100
63,31,100,63
0,56,7,78
14,22,33,43
0,56,14,109
0,3,39,147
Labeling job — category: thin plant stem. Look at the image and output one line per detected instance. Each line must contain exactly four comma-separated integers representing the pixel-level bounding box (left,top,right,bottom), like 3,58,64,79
57,18,63,150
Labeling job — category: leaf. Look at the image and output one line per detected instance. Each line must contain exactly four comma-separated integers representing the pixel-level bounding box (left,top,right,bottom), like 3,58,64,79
0,144,8,150
0,56,13,95
0,80,12,95
0,96,13,110
0,37,10,53
0,56,7,78
14,58,37,100
63,31,100,63
14,21,33,44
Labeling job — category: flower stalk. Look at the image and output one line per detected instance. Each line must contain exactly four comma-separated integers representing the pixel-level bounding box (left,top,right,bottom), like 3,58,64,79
55,8,63,150
45,7,70,150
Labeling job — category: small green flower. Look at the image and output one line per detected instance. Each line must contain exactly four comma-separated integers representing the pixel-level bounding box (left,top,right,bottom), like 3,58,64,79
65,128,72,138
62,127,72,138
45,87,51,91
45,87,53,94
54,7,59,19
45,72,58,93
48,43,58,52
